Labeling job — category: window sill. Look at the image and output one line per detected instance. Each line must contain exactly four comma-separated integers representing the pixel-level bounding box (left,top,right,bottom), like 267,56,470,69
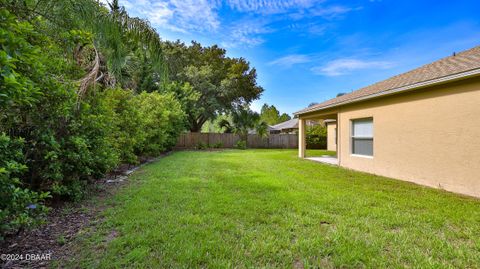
350,154,373,159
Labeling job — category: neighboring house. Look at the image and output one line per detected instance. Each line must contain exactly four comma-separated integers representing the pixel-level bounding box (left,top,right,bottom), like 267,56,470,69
270,118,299,134
248,125,277,134
269,118,321,134
295,45,480,197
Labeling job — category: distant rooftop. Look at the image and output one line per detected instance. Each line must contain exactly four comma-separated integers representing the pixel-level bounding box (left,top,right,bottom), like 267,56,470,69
271,118,298,130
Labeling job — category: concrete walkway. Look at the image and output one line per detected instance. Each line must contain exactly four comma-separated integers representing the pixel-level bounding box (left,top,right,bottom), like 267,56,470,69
306,155,339,165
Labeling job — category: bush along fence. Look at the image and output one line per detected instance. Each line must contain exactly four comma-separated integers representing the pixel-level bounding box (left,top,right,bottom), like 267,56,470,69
175,132,327,149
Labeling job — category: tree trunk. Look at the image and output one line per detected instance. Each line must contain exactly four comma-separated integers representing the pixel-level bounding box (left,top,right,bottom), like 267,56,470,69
189,116,208,132
190,124,201,132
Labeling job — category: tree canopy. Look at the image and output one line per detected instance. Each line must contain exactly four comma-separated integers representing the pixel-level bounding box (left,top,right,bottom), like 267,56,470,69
161,41,264,132
260,103,291,125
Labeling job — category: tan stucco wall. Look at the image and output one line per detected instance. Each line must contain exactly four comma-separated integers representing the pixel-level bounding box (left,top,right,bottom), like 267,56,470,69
317,77,480,197
326,122,337,151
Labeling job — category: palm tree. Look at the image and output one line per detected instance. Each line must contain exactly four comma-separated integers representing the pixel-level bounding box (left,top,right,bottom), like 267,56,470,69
8,0,165,97
218,108,269,142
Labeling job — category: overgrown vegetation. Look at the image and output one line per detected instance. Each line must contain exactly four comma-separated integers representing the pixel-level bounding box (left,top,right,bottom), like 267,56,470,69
306,124,327,149
0,0,262,237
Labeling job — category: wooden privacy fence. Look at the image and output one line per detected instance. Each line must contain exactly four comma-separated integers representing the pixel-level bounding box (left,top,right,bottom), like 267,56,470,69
175,132,299,149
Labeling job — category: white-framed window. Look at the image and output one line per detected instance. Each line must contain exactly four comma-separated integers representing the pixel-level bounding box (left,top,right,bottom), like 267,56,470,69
351,118,373,157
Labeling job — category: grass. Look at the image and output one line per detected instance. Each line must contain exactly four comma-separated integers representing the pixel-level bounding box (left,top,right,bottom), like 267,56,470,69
68,149,480,268
306,149,337,157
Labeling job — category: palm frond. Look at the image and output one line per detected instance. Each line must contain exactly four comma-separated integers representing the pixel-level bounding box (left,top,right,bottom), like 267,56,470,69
256,121,269,138
218,119,233,133
20,0,165,89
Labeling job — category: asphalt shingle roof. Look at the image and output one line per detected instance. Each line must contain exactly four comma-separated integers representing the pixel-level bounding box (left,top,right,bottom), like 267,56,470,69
271,118,299,130
295,45,480,115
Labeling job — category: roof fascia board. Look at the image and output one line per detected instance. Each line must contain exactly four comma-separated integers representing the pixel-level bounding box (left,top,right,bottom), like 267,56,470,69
294,68,480,116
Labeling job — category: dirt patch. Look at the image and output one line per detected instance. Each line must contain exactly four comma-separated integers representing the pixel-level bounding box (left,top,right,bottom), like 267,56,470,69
293,258,304,269
105,230,119,243
0,153,169,269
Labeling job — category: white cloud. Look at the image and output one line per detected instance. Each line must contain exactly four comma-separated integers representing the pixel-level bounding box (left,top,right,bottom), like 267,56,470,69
289,4,359,21
220,20,272,48
119,0,219,33
112,0,357,48
170,0,220,31
311,59,393,76
142,2,175,28
224,0,320,14
288,23,327,36
309,5,356,19
268,54,311,67
307,24,327,35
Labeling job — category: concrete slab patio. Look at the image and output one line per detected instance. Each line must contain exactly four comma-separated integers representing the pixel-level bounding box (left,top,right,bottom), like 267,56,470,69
306,155,339,165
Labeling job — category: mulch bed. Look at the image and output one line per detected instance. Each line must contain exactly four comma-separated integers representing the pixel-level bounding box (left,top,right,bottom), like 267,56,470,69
0,153,169,269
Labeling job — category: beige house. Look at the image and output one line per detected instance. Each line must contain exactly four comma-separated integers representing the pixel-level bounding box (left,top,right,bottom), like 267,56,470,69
295,45,480,197
324,119,337,151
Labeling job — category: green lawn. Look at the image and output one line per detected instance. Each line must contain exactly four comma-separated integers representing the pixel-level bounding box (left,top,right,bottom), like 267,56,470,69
68,150,480,268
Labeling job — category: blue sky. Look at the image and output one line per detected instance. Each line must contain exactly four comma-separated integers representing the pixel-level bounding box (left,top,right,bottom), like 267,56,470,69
107,0,480,115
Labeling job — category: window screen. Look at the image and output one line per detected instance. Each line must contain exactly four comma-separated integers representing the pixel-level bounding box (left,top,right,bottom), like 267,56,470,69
351,118,373,156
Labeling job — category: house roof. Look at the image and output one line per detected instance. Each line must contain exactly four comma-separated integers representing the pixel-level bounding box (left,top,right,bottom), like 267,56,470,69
271,118,299,130
295,45,480,116
248,125,278,134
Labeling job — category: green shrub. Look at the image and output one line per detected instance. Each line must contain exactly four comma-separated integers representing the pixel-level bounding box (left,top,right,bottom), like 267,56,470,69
98,89,185,163
212,142,223,148
306,125,327,149
134,92,185,155
196,142,208,150
235,140,247,150
0,133,50,238
71,97,119,179
0,7,189,238
100,88,144,164
19,83,119,199
0,9,118,226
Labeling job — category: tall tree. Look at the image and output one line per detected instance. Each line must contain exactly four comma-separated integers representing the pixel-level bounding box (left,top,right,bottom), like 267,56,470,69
260,103,291,125
278,113,291,122
260,104,280,125
162,41,263,132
